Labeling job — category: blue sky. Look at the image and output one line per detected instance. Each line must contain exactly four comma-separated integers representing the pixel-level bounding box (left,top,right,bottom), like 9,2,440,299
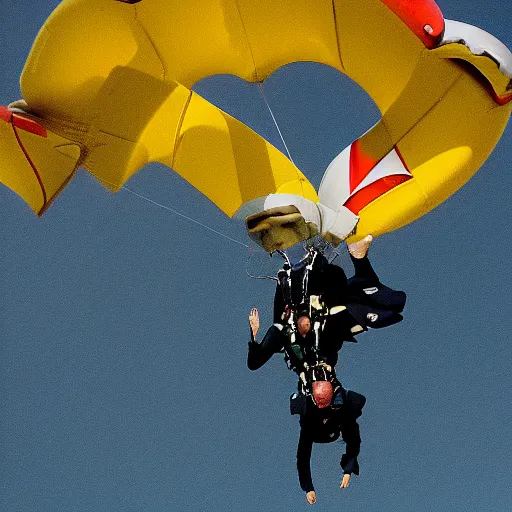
0,1,510,511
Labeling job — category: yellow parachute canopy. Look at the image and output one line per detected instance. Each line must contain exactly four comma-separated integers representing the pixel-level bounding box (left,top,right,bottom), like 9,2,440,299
0,0,510,250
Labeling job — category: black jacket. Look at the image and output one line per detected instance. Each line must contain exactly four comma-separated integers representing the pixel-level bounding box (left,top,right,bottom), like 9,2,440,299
292,388,366,493
273,253,406,332
248,255,406,372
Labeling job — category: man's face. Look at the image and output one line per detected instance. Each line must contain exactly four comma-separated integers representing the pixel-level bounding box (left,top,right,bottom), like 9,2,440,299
297,315,311,337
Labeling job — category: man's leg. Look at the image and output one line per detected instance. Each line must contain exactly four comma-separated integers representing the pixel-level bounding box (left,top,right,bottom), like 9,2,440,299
346,234,407,313
347,235,378,281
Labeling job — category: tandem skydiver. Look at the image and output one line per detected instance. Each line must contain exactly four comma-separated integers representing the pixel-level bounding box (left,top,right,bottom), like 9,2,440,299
290,364,366,504
247,235,407,373
246,235,405,503
249,315,366,504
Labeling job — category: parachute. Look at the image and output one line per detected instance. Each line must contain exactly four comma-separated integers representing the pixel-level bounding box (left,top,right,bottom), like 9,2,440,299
0,0,510,251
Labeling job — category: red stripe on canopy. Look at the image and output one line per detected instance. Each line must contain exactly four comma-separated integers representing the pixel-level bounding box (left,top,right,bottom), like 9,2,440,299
345,174,411,214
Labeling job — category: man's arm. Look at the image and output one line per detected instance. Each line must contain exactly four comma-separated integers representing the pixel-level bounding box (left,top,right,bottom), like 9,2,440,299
247,324,286,370
297,426,315,494
340,418,361,477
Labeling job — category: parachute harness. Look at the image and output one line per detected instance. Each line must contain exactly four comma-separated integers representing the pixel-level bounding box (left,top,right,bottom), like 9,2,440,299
275,249,329,380
247,243,348,399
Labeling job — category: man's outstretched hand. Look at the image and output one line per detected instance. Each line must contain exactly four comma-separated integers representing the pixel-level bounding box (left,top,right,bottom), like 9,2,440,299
340,473,351,488
305,474,350,504
306,491,317,504
249,308,260,339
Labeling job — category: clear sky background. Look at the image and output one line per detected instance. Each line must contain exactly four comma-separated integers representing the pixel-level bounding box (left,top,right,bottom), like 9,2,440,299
0,1,510,511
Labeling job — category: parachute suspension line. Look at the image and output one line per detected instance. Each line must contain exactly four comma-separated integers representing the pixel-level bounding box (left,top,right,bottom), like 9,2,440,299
257,82,296,167
121,186,252,250
245,248,279,282
85,173,260,252
257,82,306,198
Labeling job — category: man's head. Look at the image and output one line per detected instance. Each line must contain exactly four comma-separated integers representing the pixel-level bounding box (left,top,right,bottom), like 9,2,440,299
308,364,335,409
311,380,334,408
297,315,311,337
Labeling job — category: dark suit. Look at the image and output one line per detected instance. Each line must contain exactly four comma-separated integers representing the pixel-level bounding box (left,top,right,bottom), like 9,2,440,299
247,254,406,372
291,387,366,493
